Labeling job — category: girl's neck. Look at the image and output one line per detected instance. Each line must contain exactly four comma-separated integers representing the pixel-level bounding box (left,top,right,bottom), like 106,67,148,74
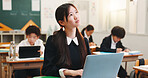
65,27,76,39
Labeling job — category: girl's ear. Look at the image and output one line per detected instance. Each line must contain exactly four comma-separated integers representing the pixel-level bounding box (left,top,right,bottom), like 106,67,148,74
58,20,65,26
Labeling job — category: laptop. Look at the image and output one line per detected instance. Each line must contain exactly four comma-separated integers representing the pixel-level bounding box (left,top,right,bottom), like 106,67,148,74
18,46,41,59
82,53,124,78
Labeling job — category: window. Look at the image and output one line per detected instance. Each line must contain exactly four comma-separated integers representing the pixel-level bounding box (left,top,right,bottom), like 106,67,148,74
108,0,126,30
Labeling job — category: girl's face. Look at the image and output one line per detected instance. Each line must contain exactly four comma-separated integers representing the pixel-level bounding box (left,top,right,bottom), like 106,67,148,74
63,6,80,29
86,30,94,36
26,33,39,45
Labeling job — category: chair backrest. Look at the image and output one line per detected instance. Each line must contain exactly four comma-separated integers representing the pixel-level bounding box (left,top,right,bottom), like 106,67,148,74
135,59,148,74
145,59,148,65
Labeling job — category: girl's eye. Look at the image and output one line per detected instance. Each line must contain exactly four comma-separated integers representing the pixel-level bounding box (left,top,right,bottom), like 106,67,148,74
69,13,73,16
76,11,78,13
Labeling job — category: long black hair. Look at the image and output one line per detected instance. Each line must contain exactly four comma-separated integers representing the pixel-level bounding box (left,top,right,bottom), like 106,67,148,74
82,24,94,32
53,3,87,68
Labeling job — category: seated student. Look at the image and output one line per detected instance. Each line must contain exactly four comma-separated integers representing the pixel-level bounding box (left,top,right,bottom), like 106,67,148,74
100,26,130,78
15,25,45,78
81,24,95,46
42,3,90,78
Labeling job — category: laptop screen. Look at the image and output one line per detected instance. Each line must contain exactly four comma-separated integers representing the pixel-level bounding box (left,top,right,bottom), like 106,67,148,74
82,53,124,78
19,46,41,58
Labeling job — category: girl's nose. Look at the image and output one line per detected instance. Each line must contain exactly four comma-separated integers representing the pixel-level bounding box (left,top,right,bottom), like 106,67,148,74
30,38,34,41
74,14,78,20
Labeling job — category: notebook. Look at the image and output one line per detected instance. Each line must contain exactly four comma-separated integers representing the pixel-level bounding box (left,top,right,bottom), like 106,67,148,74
18,46,41,59
82,53,124,78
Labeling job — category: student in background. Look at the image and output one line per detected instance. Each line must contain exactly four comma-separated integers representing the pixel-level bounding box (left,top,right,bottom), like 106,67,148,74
100,26,130,78
81,24,95,46
42,3,90,78
15,25,45,78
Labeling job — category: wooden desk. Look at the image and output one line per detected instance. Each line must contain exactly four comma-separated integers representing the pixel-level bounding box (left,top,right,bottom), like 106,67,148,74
0,51,8,78
90,46,97,53
133,65,148,78
0,42,10,49
90,46,100,54
6,59,43,78
123,54,143,70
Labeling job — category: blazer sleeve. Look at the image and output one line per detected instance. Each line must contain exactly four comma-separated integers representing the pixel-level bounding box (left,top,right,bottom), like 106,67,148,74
84,37,91,55
42,36,60,77
117,41,126,51
100,37,116,53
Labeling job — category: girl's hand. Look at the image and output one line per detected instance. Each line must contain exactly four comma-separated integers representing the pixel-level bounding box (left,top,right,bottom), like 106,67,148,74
123,49,130,52
64,69,83,77
116,48,122,53
89,42,96,46
38,50,43,55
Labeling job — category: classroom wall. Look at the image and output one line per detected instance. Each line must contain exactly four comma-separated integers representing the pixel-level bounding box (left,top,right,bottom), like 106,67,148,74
41,0,100,34
137,0,147,34
92,32,148,74
128,0,137,33
41,0,70,34
41,0,148,35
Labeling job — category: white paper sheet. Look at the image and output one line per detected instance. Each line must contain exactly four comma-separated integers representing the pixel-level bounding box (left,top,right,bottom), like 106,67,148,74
32,0,40,11
2,0,12,10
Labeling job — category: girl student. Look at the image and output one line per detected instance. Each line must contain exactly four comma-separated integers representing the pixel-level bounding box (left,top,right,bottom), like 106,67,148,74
42,3,90,78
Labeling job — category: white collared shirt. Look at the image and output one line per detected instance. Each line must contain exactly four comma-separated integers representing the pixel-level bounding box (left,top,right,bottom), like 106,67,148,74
15,39,45,55
67,36,79,46
111,36,117,49
84,30,90,40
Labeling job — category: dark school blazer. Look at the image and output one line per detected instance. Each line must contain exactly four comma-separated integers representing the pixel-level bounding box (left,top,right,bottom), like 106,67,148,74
81,29,93,42
100,35,126,53
42,35,91,77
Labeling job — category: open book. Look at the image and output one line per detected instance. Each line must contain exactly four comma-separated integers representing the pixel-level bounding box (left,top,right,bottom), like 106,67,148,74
120,51,141,55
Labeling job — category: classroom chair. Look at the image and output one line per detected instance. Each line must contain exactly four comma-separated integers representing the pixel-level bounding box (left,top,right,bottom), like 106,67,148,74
135,59,148,78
